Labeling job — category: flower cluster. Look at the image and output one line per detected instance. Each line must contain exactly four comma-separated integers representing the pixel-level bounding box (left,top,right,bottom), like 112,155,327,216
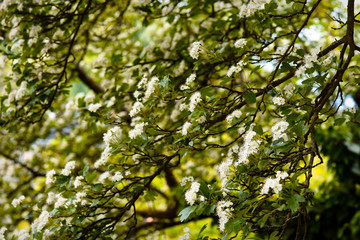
236,128,260,166
111,171,123,182
61,161,76,176
189,41,202,59
226,60,245,77
144,76,159,100
260,171,289,195
94,126,122,168
234,38,247,48
272,96,285,105
295,46,320,77
238,0,271,18
271,120,289,141
11,195,25,207
180,73,196,90
178,227,190,240
188,92,202,112
46,169,56,185
129,122,147,139
103,126,122,145
216,200,234,232
185,181,200,205
180,176,194,186
181,121,192,136
218,146,237,188
30,210,50,233
225,110,242,124
73,176,84,188
0,227,6,240
129,101,144,117
88,103,102,112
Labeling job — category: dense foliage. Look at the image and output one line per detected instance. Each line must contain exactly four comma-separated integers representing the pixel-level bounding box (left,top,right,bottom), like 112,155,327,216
0,0,359,239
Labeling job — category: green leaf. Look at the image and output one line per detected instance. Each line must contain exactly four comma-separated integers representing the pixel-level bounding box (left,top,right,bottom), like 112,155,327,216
334,117,346,126
258,213,270,227
244,90,256,104
82,163,89,177
179,205,197,222
199,181,210,198
85,171,97,184
220,77,232,85
25,211,33,220
292,2,303,11
221,234,229,240
90,200,100,207
250,65,263,75
160,76,170,88
253,124,263,135
144,190,158,201
55,175,68,187
293,193,305,202
293,122,307,136
269,231,280,240
287,196,300,213
198,224,207,238
203,204,215,215
92,183,103,192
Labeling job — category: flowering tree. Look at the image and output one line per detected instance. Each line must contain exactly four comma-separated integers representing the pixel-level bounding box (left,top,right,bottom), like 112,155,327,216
0,0,360,239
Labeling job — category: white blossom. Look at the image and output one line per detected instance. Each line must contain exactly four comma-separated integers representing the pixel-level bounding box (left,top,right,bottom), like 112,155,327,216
129,101,144,117
236,129,260,166
180,176,194,186
216,200,233,232
196,115,206,124
144,76,159,100
84,91,95,104
99,171,110,183
276,171,289,180
11,195,25,207
0,55,7,68
54,194,67,209
129,122,147,139
46,169,56,185
94,145,112,168
272,96,285,105
185,181,200,205
189,92,202,112
181,73,197,90
189,41,202,59
29,25,42,38
46,192,56,205
103,126,122,145
31,210,50,233
271,120,289,141
0,227,7,240
226,110,242,124
260,177,283,195
181,122,192,135
178,227,190,240
73,176,84,188
88,103,102,112
234,38,247,48
283,83,295,96
17,229,30,240
61,161,76,176
138,75,148,88
111,171,123,182
15,81,27,101
93,53,108,68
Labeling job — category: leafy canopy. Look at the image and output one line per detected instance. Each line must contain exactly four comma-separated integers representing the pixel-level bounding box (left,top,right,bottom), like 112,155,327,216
0,0,360,239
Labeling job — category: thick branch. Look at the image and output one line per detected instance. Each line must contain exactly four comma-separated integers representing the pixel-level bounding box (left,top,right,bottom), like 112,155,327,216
75,64,105,94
